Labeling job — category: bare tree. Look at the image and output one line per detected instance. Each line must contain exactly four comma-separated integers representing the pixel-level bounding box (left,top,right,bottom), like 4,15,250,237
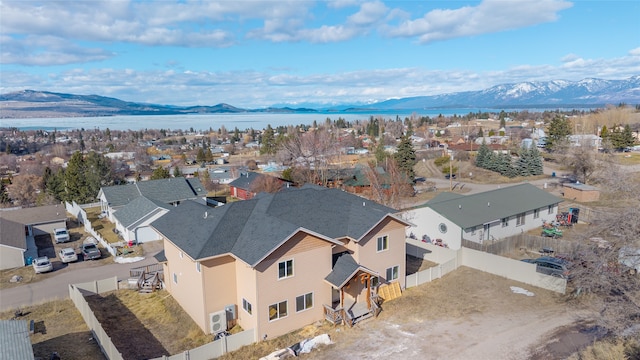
278,129,337,185
7,174,42,207
250,174,283,194
566,145,597,184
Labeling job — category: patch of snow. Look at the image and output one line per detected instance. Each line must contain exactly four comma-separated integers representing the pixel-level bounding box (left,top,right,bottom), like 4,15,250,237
510,286,534,296
114,256,145,264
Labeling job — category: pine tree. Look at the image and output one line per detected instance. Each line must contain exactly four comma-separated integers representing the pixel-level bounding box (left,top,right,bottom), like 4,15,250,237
476,142,491,169
375,140,387,164
498,153,517,178
151,167,170,180
515,148,531,177
394,134,416,181
528,146,544,175
546,114,572,151
260,125,277,155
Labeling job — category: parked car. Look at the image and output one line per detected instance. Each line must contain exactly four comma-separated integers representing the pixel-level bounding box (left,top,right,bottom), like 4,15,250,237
54,228,70,243
82,243,101,260
522,256,571,278
32,256,53,273
58,247,78,263
444,173,456,179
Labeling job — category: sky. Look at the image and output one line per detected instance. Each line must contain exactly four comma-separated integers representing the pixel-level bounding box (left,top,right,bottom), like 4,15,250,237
1,0,639,108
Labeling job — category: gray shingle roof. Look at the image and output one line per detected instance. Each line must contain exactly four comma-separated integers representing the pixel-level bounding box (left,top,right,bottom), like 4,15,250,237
152,186,401,266
0,320,35,360
228,171,261,190
324,253,377,288
112,196,171,229
0,204,67,225
0,217,26,249
100,177,207,207
426,183,563,229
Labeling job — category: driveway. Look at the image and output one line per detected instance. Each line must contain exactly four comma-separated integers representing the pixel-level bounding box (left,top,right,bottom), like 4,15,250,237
0,245,162,312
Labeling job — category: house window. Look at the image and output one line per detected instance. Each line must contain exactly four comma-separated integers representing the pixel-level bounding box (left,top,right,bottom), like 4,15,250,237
471,226,476,235
242,298,252,315
548,205,554,214
196,262,201,273
501,217,509,227
173,272,178,284
386,265,399,281
534,209,540,219
377,235,389,252
268,301,287,321
296,292,313,312
278,259,293,279
439,223,448,234
516,213,525,226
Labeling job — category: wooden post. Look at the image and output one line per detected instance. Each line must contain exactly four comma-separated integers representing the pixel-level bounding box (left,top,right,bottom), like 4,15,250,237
360,273,371,310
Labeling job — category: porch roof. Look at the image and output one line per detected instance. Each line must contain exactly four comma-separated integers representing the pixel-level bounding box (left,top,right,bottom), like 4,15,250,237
324,253,377,289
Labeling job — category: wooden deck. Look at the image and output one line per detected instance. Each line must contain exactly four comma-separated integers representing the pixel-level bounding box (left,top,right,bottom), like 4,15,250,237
324,296,381,327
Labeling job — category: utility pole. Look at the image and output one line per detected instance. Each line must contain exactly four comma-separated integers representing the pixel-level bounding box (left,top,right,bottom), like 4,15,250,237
449,153,453,191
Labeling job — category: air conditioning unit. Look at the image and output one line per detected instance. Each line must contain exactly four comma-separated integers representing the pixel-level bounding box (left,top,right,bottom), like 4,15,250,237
209,310,228,334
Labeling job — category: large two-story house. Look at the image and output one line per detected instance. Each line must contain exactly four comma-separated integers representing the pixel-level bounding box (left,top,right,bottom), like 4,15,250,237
151,185,410,339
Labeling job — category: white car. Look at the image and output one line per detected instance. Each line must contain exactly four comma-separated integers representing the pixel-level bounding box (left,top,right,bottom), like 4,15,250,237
58,248,78,263
54,228,70,243
32,256,53,273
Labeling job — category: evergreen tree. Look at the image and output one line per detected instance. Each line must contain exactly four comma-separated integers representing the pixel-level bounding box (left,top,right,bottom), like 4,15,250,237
515,148,532,177
484,152,499,172
477,127,484,138
497,153,516,178
260,125,277,155
375,140,387,164
64,151,86,202
546,114,572,151
0,182,11,205
151,167,170,180
475,142,491,169
528,146,544,175
196,147,206,163
394,134,416,181
84,151,112,201
173,166,182,177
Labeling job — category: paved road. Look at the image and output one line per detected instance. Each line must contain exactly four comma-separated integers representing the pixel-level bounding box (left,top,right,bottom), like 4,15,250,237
0,250,161,312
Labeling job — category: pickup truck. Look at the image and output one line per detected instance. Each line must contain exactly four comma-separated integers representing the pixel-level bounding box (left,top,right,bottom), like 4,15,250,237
82,243,101,260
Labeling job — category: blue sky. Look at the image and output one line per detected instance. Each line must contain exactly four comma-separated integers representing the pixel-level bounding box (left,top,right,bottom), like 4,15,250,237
1,0,639,108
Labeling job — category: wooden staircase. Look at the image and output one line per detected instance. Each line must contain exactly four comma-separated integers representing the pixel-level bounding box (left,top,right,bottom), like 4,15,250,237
130,264,164,293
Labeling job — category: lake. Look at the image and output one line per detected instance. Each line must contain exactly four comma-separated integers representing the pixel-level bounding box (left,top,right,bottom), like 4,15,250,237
0,108,509,131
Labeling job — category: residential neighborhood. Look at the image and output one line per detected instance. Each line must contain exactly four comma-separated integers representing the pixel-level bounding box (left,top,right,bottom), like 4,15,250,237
1,106,640,360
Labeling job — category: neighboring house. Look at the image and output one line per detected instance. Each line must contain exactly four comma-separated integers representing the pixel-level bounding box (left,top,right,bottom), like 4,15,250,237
98,178,207,244
98,177,207,221
562,183,600,202
0,320,35,359
569,134,602,148
228,172,290,200
0,204,68,270
112,196,172,244
151,185,410,339
404,183,562,249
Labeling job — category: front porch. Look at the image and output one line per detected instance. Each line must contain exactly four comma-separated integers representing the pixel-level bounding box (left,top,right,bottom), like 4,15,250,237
323,294,381,327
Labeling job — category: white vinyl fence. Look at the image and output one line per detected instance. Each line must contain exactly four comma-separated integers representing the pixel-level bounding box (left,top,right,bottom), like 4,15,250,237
66,201,118,257
69,277,124,360
405,238,566,294
152,329,255,360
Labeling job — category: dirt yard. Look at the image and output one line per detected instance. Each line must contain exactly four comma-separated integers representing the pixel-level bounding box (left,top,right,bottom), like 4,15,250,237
296,267,589,360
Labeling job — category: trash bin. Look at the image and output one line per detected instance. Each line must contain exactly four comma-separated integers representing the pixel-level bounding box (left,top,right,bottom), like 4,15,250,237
26,257,33,265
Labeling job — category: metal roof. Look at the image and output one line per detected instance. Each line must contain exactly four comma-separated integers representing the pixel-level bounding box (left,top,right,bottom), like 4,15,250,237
426,183,563,229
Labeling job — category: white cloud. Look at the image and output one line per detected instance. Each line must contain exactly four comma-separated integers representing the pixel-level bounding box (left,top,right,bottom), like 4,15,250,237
0,36,114,65
385,0,572,43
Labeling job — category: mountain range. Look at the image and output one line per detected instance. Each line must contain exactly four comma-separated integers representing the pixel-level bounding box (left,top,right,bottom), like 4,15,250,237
1,76,639,118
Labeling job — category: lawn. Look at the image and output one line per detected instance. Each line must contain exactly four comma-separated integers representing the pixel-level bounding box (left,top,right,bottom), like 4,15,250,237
0,299,105,359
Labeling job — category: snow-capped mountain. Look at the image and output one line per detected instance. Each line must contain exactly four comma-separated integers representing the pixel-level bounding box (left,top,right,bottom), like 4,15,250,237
369,76,640,110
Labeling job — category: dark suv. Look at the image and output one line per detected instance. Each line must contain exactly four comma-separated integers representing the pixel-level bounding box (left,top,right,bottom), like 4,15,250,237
522,256,571,278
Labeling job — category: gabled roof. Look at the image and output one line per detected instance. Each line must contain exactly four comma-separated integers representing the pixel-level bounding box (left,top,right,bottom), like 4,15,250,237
426,183,563,229
112,196,171,229
228,171,261,190
0,217,26,250
99,177,207,207
0,204,67,226
152,186,405,266
324,253,377,288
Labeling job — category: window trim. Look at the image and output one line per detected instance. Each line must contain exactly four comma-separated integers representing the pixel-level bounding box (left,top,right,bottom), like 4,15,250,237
278,259,294,280
386,265,399,281
242,298,252,315
295,292,314,313
501,217,509,228
376,235,389,252
268,300,288,322
533,209,540,219
196,261,201,273
516,213,525,226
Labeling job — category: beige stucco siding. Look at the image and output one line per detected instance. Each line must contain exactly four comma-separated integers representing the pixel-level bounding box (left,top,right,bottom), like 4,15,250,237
235,259,258,333
0,245,25,270
356,218,407,289
202,255,237,333
254,233,333,339
162,239,208,332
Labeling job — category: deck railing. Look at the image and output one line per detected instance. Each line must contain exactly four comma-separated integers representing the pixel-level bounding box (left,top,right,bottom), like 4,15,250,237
323,304,344,325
